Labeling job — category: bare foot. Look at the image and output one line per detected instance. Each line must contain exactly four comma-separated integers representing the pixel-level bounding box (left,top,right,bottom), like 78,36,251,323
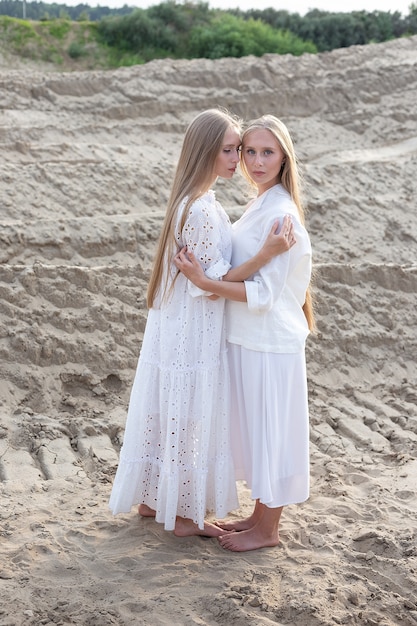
215,505,264,531
218,526,280,552
173,517,231,538
215,517,255,532
138,504,156,517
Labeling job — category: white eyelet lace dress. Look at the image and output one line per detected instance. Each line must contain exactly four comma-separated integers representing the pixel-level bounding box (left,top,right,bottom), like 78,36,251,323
109,191,239,530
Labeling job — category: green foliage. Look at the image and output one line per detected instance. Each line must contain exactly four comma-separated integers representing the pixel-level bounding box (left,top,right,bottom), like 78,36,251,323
44,17,71,39
41,43,62,63
245,6,414,51
96,2,212,60
0,14,102,66
407,2,417,33
95,4,316,61
76,11,89,22
97,9,153,50
0,15,40,51
1,1,416,70
187,13,315,59
0,0,133,21
103,47,145,67
67,40,85,58
297,13,362,50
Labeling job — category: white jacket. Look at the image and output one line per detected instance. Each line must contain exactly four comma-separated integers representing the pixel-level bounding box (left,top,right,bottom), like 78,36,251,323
226,184,312,353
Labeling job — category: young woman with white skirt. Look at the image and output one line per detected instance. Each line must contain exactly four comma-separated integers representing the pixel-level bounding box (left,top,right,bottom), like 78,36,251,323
175,114,315,551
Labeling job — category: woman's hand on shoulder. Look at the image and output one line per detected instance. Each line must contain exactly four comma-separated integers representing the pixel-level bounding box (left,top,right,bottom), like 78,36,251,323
261,214,296,262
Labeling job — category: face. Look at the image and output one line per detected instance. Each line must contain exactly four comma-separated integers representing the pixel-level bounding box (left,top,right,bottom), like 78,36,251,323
241,128,286,194
213,126,241,180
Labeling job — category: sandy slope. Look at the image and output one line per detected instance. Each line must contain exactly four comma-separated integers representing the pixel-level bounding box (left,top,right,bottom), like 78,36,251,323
0,36,416,626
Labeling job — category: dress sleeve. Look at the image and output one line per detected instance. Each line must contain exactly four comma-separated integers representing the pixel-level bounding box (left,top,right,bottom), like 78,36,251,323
182,196,231,298
244,216,311,313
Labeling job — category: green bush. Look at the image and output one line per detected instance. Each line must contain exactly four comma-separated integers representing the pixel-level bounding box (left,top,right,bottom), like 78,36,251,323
187,14,316,59
67,40,86,58
44,18,72,39
97,9,159,51
96,2,212,58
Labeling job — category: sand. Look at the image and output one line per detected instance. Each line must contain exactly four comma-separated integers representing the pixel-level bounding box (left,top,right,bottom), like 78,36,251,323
0,34,416,626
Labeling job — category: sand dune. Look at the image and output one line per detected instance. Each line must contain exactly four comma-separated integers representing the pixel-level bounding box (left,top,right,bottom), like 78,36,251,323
0,35,416,625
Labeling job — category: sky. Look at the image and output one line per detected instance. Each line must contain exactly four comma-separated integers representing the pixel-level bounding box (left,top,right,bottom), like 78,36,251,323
78,0,414,16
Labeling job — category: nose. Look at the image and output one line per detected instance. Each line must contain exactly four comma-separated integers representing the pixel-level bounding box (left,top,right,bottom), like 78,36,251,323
254,152,263,165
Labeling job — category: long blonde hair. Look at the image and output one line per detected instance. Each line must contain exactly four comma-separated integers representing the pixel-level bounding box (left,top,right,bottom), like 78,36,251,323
241,115,316,333
147,108,241,309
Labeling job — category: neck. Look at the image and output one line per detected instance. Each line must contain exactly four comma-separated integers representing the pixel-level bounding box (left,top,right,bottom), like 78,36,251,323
257,180,278,196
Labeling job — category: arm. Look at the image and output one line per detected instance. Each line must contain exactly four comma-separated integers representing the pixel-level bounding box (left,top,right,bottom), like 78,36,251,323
174,216,310,308
174,214,295,295
174,249,248,302
173,215,295,302
179,196,231,298
224,215,295,282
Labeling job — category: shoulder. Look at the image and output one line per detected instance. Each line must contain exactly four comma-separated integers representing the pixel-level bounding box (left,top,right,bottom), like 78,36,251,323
188,191,226,221
193,190,216,209
187,191,216,217
266,184,292,206
259,187,310,237
259,185,295,217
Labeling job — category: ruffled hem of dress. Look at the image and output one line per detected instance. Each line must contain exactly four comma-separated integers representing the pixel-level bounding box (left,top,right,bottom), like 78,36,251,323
109,456,239,530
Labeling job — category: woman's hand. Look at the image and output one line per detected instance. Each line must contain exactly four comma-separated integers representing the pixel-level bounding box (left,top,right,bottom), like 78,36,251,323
174,247,207,289
261,214,296,263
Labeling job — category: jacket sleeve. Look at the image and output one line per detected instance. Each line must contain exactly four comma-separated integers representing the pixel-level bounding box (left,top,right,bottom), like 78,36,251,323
244,215,311,313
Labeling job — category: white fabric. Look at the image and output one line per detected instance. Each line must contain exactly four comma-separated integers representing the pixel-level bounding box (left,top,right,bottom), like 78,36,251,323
228,343,310,507
226,184,311,353
225,184,312,508
109,191,239,530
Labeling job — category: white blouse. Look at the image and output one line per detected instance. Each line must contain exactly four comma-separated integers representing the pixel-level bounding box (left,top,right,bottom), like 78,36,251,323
226,184,312,353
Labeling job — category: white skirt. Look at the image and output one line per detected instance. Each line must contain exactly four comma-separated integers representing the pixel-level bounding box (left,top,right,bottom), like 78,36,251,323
108,301,239,531
228,343,310,508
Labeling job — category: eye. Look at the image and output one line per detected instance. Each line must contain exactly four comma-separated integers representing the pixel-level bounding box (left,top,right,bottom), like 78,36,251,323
264,150,273,156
